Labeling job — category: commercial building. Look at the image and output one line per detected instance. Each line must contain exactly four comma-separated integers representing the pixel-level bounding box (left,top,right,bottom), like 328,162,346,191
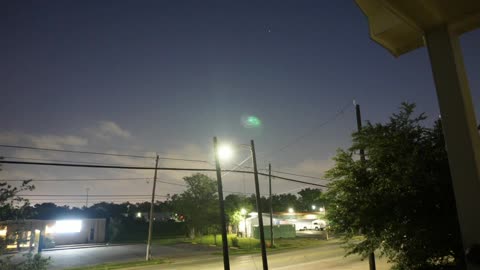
0,218,106,251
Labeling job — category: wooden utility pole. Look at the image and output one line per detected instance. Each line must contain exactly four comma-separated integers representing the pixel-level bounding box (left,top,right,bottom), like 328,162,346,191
251,140,269,270
356,104,376,270
269,163,274,247
146,155,159,261
213,137,230,270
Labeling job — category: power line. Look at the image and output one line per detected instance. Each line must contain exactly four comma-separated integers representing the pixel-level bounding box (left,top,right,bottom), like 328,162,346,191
1,156,146,167
0,144,153,159
265,101,354,157
270,170,328,181
20,194,167,197
2,177,150,182
0,144,209,163
0,160,327,188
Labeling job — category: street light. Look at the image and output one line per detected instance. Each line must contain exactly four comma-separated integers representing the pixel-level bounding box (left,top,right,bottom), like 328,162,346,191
215,140,269,270
241,208,247,238
217,144,234,161
311,205,316,210
288,208,294,214
213,137,230,270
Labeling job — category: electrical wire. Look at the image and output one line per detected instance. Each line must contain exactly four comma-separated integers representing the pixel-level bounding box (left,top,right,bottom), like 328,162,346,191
263,101,354,158
0,160,327,188
0,144,209,163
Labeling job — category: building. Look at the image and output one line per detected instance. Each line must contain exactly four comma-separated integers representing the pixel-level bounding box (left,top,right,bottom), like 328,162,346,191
237,211,328,237
0,218,106,251
238,213,280,238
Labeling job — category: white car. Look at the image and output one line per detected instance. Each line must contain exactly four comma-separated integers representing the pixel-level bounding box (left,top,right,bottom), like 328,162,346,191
312,219,327,231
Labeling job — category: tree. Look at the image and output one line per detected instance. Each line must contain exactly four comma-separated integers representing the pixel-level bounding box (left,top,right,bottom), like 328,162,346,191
0,162,51,269
297,188,325,211
169,173,219,237
270,193,299,212
324,103,464,270
224,194,253,233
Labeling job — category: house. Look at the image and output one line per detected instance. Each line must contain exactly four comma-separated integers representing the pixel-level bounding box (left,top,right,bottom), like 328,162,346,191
238,212,280,238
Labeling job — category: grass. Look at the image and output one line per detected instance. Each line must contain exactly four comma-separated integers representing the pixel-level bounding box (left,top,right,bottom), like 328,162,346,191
64,259,167,270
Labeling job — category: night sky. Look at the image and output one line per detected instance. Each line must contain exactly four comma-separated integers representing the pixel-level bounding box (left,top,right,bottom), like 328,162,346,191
1,1,479,206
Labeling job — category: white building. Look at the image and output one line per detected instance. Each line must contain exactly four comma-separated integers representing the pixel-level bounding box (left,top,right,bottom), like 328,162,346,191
238,213,280,238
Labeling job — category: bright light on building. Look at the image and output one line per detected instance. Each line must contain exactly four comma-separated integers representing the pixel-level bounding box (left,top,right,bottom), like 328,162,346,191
217,144,233,161
288,208,294,214
0,227,6,237
136,212,142,218
54,220,82,233
311,205,316,210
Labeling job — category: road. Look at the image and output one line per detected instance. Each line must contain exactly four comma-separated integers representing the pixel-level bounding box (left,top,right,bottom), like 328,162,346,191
43,240,389,270
45,243,219,270
122,241,390,270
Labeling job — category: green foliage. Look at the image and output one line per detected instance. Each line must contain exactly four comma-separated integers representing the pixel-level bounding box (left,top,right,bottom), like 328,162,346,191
271,193,299,212
297,188,325,211
170,173,219,237
325,103,463,269
231,236,239,247
224,194,253,226
0,253,51,270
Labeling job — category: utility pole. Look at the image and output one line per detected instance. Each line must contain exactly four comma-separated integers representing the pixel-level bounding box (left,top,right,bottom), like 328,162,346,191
251,140,269,270
146,155,159,261
268,163,274,247
356,103,376,270
85,187,90,208
213,137,230,270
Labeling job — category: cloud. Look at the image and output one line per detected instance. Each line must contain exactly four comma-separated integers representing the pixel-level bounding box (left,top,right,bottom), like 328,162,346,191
0,132,20,144
28,135,88,149
87,121,131,140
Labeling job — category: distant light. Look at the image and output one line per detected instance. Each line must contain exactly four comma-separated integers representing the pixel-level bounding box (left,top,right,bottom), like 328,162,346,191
242,115,262,128
55,220,82,233
240,208,247,215
217,144,234,161
0,227,6,236
288,208,294,214
311,205,316,210
319,207,325,212
136,212,142,218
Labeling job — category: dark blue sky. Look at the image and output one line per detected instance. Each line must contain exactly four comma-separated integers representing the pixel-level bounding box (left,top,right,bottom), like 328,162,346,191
1,1,479,202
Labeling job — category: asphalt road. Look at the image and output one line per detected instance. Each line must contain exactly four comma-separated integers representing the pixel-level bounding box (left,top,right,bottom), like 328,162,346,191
123,241,390,270
42,240,389,270
45,243,219,270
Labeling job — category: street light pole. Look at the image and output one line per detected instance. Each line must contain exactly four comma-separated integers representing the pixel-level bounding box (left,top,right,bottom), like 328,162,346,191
268,163,274,247
146,155,159,261
213,137,230,270
251,140,269,270
356,104,376,270
85,187,90,208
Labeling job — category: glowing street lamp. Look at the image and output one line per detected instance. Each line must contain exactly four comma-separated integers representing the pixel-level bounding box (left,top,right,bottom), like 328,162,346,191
214,139,269,270
240,208,247,215
311,205,316,210
217,144,234,161
288,208,294,214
